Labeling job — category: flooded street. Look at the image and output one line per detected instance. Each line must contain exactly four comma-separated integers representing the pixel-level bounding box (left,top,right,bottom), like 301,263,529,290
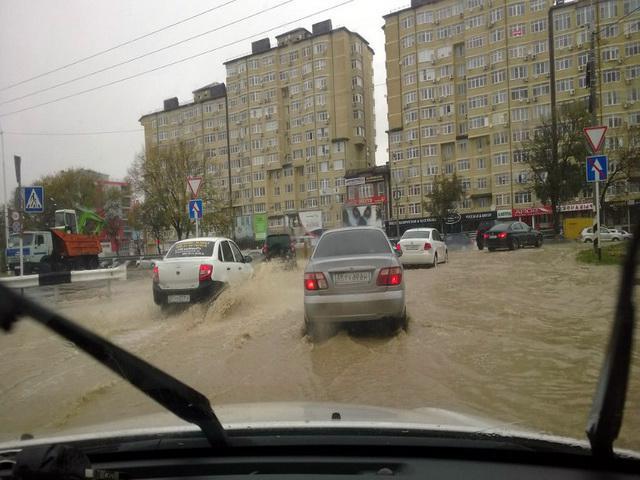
1,242,639,451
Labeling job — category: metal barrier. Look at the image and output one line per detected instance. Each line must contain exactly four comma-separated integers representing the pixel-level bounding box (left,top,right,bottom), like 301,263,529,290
0,263,128,299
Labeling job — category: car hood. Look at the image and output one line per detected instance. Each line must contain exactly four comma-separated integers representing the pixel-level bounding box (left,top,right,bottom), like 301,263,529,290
0,401,628,456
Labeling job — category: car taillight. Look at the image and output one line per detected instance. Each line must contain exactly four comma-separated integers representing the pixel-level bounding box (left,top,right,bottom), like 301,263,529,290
304,272,328,290
152,265,159,283
262,244,268,254
395,243,402,252
199,264,213,282
497,232,507,239
483,233,490,239
377,267,402,286
423,242,432,250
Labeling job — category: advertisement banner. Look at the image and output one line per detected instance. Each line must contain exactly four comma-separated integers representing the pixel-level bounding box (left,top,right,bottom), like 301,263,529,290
298,210,323,237
343,204,383,228
234,215,254,241
253,213,267,241
345,195,386,206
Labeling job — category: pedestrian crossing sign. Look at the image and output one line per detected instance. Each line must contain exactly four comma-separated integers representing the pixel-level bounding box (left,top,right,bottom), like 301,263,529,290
24,186,44,213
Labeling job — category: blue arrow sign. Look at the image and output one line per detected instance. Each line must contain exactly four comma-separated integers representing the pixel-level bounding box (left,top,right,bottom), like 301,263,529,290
23,186,44,213
189,199,203,219
586,155,608,183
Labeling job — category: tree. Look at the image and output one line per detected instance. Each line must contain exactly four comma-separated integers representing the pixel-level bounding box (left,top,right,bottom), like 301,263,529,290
128,142,194,241
522,102,593,233
102,188,124,255
599,126,640,211
424,173,464,232
20,168,104,231
200,197,233,238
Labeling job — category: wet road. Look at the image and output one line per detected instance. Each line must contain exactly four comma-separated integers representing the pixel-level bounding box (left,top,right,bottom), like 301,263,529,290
1,242,639,451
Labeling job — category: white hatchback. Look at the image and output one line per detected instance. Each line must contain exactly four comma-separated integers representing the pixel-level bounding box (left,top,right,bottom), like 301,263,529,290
397,228,448,267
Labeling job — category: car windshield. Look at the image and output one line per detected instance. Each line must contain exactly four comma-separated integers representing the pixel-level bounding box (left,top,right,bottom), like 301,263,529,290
166,240,214,258
1,0,640,459
401,231,431,239
8,233,33,248
313,229,391,258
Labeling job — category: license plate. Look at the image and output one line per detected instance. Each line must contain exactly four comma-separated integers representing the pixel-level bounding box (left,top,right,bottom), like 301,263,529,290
405,245,420,250
333,271,371,284
489,235,497,239
167,294,190,303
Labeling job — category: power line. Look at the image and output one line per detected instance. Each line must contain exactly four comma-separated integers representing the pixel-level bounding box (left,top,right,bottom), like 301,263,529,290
0,0,355,118
0,0,295,107
0,0,240,92
4,129,143,136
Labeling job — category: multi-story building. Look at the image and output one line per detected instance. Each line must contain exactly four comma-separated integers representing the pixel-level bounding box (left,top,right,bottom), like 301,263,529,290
223,19,376,238
140,20,377,242
383,0,640,234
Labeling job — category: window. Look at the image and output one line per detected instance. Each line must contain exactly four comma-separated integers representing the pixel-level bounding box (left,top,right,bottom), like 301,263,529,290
492,69,506,84
493,131,508,145
423,144,439,157
489,7,503,23
401,35,415,49
511,65,528,80
467,74,487,89
508,2,524,16
556,57,572,71
491,28,505,43
458,159,470,171
494,152,509,165
469,94,489,109
495,193,511,207
577,5,595,27
603,69,621,83
334,160,344,170
469,116,489,129
417,31,433,43
555,34,572,50
401,15,414,29
554,12,571,31
467,35,485,49
605,91,620,106
424,163,439,176
514,191,532,204
533,83,550,96
408,203,422,215
490,49,505,64
404,72,417,86
603,47,620,62
600,0,617,20
493,90,507,105
626,42,640,57
531,19,546,33
533,61,549,76
511,87,529,101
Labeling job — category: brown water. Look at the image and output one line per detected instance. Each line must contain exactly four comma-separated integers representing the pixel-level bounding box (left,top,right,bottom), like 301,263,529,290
1,242,639,450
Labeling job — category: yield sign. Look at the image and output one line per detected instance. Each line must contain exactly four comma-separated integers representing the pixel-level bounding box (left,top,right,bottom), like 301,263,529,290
187,176,202,197
583,126,607,153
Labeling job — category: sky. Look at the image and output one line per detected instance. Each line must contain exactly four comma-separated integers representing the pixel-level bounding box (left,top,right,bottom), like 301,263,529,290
0,0,408,204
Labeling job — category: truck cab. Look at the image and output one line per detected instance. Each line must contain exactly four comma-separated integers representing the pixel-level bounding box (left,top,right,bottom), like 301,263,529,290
6,231,54,275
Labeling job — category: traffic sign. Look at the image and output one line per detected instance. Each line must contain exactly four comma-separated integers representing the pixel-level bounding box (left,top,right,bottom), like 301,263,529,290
189,199,203,219
393,190,401,200
11,211,20,221
187,176,203,197
11,221,21,234
24,186,44,213
586,155,608,182
584,126,607,153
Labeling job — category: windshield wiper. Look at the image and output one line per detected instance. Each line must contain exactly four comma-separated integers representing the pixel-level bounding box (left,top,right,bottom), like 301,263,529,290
0,283,227,447
586,221,639,457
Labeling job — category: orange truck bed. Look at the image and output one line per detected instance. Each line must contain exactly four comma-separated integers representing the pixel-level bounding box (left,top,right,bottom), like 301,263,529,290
51,229,102,257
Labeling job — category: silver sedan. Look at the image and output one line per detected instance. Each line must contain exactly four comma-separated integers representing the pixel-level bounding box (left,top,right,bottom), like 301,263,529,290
303,227,406,339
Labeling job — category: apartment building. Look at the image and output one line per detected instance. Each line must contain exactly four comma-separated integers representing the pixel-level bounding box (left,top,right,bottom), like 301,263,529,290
140,20,376,241
383,0,640,233
223,19,376,237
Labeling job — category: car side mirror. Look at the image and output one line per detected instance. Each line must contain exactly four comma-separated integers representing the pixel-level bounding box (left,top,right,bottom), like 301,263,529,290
244,255,253,263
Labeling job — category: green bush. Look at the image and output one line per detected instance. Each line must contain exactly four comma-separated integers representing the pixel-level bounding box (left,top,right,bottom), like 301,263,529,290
576,242,627,265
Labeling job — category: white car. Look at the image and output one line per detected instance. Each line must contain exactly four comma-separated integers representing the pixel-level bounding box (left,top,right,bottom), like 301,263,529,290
580,227,626,243
152,237,253,307
397,228,448,267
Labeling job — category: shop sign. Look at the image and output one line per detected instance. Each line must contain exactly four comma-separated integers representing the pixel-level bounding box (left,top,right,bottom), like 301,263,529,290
388,217,438,226
345,177,366,186
512,206,552,217
365,175,385,183
345,195,386,206
444,212,462,224
558,202,594,212
462,211,497,221
496,209,512,219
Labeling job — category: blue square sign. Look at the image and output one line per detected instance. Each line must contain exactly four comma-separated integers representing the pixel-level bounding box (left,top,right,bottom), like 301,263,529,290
586,155,608,183
189,199,203,219
24,186,44,213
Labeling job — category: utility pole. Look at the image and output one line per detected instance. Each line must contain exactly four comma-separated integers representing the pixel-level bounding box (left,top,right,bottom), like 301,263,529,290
0,123,8,273
587,23,602,260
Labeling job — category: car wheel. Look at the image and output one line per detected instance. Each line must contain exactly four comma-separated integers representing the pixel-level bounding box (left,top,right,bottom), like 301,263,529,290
305,316,328,342
432,253,438,268
535,237,542,248
444,250,449,263
584,238,593,243
508,238,516,250
612,237,620,242
488,247,495,252
153,289,165,306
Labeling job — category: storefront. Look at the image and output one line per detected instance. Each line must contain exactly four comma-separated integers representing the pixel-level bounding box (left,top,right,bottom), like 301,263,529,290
512,206,553,230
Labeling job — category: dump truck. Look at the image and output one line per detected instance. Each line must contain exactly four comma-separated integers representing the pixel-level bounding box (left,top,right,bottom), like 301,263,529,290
5,209,104,275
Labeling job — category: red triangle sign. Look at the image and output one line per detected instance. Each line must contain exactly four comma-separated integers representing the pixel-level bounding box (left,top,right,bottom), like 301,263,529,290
583,126,607,153
187,176,202,197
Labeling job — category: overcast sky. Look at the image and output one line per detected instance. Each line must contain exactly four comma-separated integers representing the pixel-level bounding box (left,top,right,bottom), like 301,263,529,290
0,0,407,203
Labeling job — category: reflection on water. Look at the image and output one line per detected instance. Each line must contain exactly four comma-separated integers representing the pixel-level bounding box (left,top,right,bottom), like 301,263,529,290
1,243,638,451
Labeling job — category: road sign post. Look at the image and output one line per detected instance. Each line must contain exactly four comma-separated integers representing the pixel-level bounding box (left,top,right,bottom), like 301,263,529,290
189,199,203,238
586,155,608,260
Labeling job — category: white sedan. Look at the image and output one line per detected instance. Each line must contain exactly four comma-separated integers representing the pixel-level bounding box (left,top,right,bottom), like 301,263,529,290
397,228,448,267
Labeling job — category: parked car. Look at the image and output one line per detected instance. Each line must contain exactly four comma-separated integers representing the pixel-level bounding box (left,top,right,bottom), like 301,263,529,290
262,233,296,261
397,228,448,267
484,222,543,251
444,232,475,251
152,237,253,307
580,226,626,243
303,227,406,339
475,219,502,250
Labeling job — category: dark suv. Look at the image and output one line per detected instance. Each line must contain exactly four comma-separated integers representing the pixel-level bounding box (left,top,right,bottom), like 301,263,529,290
476,219,501,250
262,234,295,261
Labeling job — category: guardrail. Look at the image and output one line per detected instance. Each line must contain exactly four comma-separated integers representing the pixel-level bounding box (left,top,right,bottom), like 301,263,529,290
0,263,128,299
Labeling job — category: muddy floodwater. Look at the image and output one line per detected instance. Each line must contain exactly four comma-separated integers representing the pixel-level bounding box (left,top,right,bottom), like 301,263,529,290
1,242,639,450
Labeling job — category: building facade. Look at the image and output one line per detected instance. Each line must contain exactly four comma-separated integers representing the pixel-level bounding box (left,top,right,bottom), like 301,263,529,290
140,20,376,243
383,0,640,233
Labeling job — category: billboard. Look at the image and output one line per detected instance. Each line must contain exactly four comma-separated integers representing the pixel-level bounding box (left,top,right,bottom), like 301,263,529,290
343,205,383,228
298,210,323,237
234,215,254,241
253,213,267,241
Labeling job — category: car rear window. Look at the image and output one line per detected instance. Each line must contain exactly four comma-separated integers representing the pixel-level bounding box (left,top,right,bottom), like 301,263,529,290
401,231,431,239
166,240,214,258
488,223,510,232
266,234,291,248
313,229,391,258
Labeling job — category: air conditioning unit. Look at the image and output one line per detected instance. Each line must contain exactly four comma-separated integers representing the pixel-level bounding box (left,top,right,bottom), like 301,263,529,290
625,33,632,39
435,19,440,25
577,42,584,49
578,65,584,72
569,45,574,51
524,55,530,61
491,105,496,111
522,77,529,82
483,65,489,71
569,89,575,96
533,97,538,103
449,74,454,80
526,98,531,104
624,102,630,109
618,58,624,65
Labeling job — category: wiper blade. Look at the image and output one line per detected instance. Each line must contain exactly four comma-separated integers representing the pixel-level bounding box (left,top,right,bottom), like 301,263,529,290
0,283,226,447
586,221,639,457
